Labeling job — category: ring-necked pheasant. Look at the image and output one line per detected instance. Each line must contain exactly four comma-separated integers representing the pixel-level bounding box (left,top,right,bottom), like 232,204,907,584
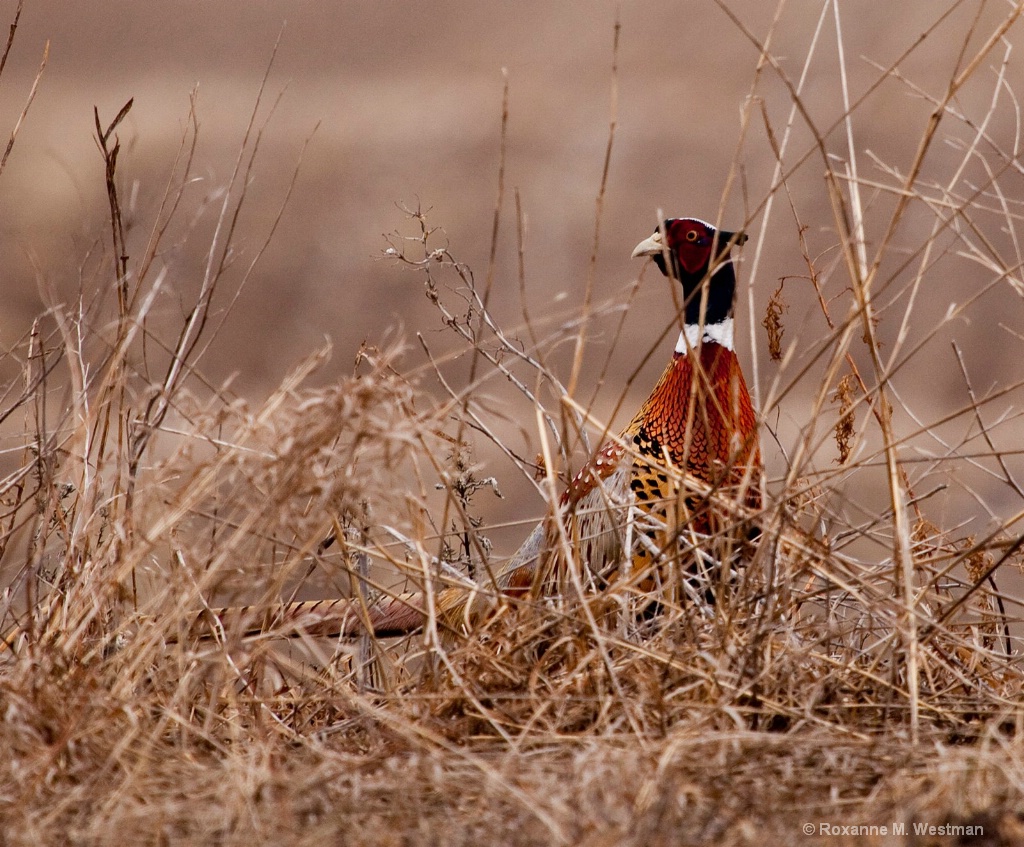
485,216,762,609
1,218,763,651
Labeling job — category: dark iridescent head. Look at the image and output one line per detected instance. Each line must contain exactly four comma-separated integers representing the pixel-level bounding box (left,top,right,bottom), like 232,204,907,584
631,217,747,326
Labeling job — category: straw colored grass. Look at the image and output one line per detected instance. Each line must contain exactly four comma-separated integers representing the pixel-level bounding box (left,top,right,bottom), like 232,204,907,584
4,2,1024,844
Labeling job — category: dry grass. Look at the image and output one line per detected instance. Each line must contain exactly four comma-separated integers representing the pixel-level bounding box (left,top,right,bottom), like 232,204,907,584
4,3,1024,845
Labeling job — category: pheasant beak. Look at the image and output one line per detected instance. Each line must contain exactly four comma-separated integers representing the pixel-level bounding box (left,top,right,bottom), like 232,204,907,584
631,231,664,259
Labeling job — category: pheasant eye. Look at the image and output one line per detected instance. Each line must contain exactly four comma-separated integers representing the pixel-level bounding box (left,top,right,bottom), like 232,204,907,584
685,230,700,242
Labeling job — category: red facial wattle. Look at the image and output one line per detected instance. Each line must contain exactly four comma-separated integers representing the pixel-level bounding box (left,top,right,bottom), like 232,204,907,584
675,240,712,275
669,221,714,275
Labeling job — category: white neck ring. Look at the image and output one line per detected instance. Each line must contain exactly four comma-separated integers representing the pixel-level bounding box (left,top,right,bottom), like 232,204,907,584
676,317,734,353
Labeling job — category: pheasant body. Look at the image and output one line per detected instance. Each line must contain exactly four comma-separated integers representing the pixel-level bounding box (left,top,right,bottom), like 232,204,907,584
546,220,761,601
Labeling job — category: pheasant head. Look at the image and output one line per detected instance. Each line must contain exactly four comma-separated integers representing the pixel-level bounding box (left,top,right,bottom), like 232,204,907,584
631,218,747,341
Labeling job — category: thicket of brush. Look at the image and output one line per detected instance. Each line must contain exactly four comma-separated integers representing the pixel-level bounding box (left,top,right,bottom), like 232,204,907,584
4,3,1024,844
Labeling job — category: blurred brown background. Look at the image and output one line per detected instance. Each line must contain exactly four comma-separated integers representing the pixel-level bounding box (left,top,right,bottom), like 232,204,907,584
2,1,1024,550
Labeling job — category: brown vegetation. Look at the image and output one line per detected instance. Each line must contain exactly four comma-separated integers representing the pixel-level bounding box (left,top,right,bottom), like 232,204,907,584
3,2,1024,844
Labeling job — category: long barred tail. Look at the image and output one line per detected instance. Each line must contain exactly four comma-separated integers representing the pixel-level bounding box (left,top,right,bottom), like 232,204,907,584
176,590,441,642
1,586,474,652
1,523,550,652
181,522,547,643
